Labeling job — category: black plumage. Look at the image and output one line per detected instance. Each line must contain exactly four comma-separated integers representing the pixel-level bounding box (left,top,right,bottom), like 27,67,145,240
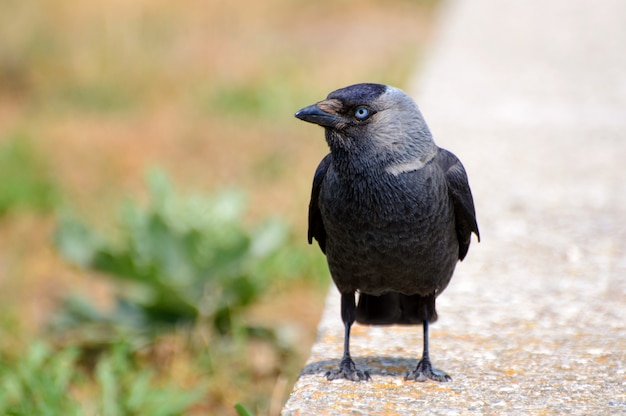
295,83,479,382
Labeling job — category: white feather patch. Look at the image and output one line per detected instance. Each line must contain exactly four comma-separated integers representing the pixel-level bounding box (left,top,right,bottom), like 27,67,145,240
385,150,436,176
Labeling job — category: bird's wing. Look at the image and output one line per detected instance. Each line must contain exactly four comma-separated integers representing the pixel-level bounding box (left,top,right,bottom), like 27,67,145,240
308,153,332,254
436,148,480,260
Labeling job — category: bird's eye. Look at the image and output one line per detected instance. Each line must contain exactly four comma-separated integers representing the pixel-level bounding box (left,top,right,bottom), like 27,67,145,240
354,106,370,120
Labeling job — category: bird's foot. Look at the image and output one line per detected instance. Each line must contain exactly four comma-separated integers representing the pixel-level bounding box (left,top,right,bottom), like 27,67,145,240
405,358,451,382
325,357,371,382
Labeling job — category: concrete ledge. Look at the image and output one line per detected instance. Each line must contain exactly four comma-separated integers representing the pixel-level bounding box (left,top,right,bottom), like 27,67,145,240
283,282,624,414
283,0,626,413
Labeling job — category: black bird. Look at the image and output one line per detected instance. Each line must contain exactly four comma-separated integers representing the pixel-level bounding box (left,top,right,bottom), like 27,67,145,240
295,83,479,382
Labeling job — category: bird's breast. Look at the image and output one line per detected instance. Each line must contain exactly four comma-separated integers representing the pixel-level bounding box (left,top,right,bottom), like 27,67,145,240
319,166,458,295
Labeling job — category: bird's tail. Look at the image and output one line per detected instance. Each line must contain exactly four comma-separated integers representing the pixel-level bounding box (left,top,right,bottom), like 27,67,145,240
355,293,437,325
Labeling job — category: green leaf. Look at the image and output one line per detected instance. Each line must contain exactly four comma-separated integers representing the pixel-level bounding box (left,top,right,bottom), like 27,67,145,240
53,213,101,268
234,402,255,416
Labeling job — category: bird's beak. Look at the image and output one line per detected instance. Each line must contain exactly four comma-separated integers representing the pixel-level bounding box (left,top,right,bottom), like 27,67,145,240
295,99,342,128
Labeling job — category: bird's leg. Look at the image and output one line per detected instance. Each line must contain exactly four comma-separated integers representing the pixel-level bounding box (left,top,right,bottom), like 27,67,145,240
406,315,451,382
325,293,371,381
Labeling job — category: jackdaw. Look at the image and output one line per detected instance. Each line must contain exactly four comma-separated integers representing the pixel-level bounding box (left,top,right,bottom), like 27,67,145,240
295,83,479,382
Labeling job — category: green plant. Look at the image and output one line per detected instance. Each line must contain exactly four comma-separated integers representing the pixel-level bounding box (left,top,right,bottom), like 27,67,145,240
234,402,255,416
53,169,290,341
0,342,81,415
0,132,59,216
0,342,205,415
94,343,206,416
197,80,293,119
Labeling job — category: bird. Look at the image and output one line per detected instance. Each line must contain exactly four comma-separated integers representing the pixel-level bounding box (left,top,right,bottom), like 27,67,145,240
294,83,479,382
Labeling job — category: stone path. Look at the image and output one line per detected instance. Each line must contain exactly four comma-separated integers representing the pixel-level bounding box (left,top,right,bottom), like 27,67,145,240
283,0,626,414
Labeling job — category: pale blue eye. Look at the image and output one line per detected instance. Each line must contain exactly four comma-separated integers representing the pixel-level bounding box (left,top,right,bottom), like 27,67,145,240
354,107,370,120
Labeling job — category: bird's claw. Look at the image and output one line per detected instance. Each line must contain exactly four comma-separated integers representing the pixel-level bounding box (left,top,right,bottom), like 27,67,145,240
325,358,371,382
405,358,451,382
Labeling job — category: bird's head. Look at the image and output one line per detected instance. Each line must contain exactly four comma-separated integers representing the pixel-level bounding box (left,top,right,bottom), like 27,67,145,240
295,83,437,171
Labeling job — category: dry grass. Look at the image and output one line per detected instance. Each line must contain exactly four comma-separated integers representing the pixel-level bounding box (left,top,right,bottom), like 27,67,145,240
0,0,439,413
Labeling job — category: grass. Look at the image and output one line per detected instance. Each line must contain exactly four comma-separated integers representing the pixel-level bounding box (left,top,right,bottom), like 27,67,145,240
0,132,59,215
0,0,439,414
0,341,207,415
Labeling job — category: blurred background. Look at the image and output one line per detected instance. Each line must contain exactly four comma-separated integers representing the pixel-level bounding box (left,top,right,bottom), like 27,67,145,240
0,0,439,414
